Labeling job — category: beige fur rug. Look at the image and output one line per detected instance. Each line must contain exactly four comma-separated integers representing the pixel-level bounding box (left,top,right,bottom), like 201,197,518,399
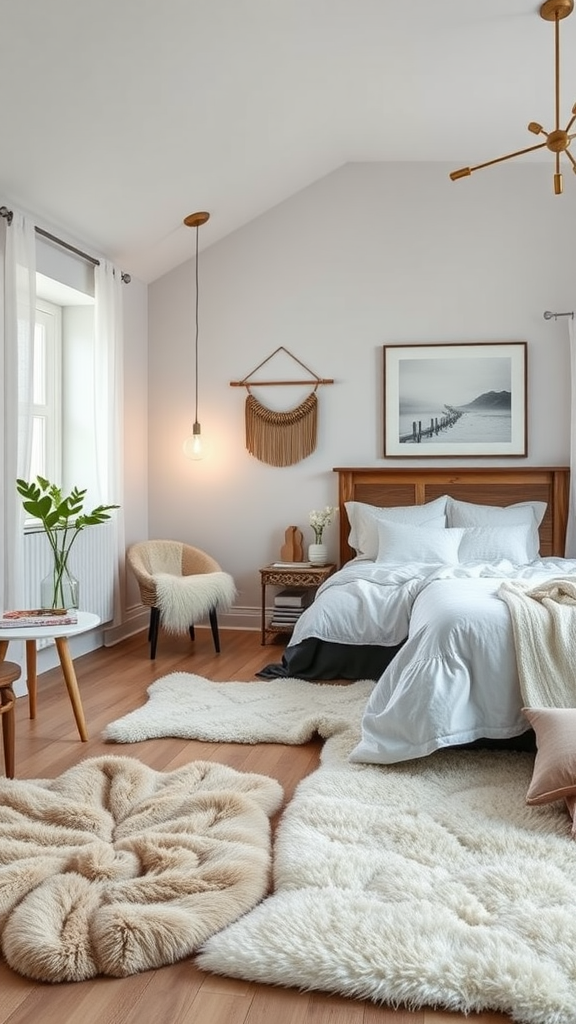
0,755,283,982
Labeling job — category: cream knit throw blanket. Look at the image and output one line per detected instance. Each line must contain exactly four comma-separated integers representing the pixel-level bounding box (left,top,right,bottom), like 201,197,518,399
498,578,576,707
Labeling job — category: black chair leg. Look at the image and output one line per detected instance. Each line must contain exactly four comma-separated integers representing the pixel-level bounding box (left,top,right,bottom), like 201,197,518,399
189,624,195,641
149,607,160,659
209,607,221,653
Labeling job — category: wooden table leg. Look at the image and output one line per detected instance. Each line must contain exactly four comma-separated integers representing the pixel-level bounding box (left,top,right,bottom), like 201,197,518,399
0,641,18,776
54,637,88,742
0,637,37,721
261,581,266,644
0,684,15,778
25,640,37,719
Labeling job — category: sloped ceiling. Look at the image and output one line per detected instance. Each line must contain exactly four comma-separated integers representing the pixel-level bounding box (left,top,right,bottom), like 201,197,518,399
1,0,575,283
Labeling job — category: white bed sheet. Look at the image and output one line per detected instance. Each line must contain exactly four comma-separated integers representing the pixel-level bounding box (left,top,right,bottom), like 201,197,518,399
349,557,576,765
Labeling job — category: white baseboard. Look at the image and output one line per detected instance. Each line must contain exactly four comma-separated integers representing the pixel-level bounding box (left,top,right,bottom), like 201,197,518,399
104,605,149,646
104,604,261,647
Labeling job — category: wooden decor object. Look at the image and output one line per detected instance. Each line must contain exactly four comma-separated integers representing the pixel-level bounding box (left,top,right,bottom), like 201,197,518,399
280,526,304,563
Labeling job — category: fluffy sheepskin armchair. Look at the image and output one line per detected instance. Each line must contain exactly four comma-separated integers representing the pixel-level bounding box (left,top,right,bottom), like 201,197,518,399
126,540,237,659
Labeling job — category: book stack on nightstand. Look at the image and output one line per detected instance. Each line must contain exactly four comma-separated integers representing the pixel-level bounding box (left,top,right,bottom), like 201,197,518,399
260,563,336,644
269,588,313,629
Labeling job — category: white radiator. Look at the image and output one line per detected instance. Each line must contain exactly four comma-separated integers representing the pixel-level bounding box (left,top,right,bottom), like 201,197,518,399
24,521,115,623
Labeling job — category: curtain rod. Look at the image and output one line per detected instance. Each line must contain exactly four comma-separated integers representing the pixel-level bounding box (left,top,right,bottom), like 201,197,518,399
543,310,574,320
0,205,131,283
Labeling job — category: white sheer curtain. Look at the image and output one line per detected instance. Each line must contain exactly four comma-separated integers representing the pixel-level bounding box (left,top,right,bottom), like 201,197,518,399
0,210,35,610
94,260,125,625
566,316,576,557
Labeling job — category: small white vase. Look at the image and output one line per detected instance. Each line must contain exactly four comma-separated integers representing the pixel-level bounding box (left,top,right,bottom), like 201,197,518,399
308,542,328,566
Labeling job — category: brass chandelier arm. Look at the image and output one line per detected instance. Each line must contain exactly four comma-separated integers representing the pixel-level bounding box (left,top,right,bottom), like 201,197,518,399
450,1,575,193
450,142,548,181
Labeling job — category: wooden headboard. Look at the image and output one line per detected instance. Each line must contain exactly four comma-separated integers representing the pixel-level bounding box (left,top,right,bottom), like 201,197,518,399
334,466,570,565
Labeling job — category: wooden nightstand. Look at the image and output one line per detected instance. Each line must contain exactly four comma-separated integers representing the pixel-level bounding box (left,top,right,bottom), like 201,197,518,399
259,563,336,645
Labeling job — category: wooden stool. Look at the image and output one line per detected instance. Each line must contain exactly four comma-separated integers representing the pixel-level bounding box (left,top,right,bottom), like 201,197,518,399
0,661,19,778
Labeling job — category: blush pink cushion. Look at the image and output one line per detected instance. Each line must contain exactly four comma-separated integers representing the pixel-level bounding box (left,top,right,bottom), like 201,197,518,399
523,707,576,804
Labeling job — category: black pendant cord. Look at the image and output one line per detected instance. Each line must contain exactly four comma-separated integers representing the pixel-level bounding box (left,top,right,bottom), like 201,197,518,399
194,225,200,427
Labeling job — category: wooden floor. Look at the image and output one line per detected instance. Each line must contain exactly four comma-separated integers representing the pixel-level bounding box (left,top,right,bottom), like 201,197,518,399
1,626,509,1024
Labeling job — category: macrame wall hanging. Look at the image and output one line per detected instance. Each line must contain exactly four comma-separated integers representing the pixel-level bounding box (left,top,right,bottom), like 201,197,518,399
230,347,333,467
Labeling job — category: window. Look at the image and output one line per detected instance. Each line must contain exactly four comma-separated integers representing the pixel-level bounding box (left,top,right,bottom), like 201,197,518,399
32,272,96,501
30,298,62,483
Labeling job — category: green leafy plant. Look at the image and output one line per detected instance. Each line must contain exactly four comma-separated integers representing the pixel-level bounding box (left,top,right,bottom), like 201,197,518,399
16,476,119,608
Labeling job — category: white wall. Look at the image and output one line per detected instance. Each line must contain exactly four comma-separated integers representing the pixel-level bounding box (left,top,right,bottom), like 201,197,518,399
147,161,576,622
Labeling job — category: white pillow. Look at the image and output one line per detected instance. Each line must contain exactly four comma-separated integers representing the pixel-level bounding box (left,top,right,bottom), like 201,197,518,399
376,520,463,566
458,524,534,565
446,497,546,527
346,496,448,560
446,497,546,561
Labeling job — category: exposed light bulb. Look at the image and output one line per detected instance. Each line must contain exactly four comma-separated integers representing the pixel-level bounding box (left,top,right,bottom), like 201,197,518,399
183,421,203,460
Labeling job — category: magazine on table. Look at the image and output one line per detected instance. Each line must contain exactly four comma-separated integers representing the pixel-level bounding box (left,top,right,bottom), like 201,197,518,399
0,608,79,628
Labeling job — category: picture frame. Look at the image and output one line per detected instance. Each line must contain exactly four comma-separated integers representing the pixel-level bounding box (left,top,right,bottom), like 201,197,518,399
383,341,527,458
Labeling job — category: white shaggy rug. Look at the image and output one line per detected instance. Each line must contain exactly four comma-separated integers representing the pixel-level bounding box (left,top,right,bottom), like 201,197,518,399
0,755,282,982
104,674,576,1023
103,673,374,744
198,741,576,1024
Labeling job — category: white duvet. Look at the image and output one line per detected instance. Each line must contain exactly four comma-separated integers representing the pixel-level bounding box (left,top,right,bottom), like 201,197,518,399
289,560,429,648
288,556,576,764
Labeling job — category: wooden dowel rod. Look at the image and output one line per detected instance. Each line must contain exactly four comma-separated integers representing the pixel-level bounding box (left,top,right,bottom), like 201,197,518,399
230,378,334,387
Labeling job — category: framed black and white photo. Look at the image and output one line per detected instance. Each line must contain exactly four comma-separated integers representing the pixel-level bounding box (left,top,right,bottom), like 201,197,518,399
383,342,527,458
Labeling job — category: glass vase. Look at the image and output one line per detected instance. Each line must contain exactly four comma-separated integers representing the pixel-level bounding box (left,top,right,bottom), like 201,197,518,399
41,564,79,610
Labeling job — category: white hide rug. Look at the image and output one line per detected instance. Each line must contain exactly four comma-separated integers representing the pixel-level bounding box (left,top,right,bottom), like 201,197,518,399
0,756,283,982
103,673,375,745
105,675,576,1024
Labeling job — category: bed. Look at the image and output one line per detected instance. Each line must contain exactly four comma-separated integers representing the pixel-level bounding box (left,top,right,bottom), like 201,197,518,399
260,466,576,763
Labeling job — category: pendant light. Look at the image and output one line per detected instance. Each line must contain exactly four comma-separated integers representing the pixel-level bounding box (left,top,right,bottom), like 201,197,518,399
182,210,210,460
450,0,576,195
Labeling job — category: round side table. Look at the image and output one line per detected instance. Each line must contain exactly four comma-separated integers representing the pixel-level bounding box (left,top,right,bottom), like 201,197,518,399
0,611,101,742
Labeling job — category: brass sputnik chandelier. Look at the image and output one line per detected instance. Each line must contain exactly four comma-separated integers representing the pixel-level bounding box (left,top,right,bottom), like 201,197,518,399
450,0,576,195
